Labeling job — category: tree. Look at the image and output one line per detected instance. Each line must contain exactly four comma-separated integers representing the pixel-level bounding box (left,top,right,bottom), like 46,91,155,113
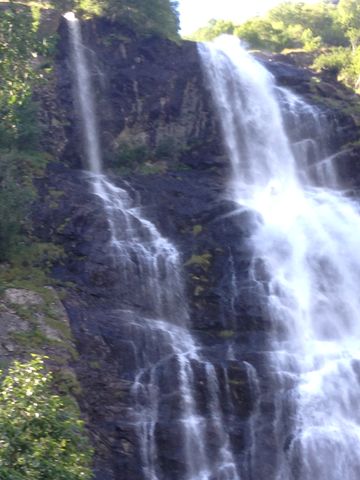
190,1,346,51
0,1,44,144
234,17,290,51
268,1,346,49
0,355,93,480
337,0,360,50
188,19,235,42
73,0,180,39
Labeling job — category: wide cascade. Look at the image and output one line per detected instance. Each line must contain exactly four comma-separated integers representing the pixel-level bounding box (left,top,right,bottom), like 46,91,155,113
66,16,239,480
199,36,360,480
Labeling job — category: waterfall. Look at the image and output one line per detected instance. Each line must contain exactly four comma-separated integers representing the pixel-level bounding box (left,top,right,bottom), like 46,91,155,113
199,36,360,480
65,12,101,174
65,17,240,480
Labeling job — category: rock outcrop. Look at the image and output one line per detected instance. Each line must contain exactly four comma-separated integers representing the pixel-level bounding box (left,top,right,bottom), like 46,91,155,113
31,17,360,479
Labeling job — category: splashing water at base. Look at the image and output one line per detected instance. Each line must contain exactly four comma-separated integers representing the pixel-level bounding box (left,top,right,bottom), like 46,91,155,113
199,36,360,480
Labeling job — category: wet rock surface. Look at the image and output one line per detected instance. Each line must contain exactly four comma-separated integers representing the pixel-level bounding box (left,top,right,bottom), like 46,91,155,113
32,18,360,479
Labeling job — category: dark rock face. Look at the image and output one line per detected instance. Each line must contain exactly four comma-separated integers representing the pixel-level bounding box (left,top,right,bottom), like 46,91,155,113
35,18,360,480
54,18,224,174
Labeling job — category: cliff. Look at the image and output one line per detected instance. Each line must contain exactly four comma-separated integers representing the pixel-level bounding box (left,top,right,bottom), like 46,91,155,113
17,17,360,479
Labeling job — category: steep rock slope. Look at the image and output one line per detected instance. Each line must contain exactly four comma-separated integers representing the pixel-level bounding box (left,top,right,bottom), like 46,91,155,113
34,17,360,479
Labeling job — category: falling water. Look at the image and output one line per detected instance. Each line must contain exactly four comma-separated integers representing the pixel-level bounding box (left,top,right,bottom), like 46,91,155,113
199,36,360,480
66,17,239,480
65,12,101,174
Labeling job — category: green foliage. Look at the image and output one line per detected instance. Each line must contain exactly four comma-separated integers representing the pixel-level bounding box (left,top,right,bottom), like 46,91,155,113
110,136,183,175
338,0,360,50
187,18,235,42
0,355,93,480
313,47,351,73
0,149,50,262
218,330,235,339
191,1,360,91
114,142,150,168
192,224,203,236
0,2,46,144
0,99,41,150
339,46,360,89
267,1,346,49
185,253,212,271
191,1,346,52
313,45,360,90
234,18,289,51
0,242,64,291
72,0,180,39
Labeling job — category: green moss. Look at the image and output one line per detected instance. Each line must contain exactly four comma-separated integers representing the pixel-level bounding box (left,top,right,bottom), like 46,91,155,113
57,217,71,233
109,135,192,176
12,327,48,348
89,360,101,370
9,304,37,323
46,188,65,210
173,162,191,171
1,258,76,362
228,378,245,386
101,32,132,47
138,162,167,175
53,368,82,396
0,149,52,261
194,285,205,296
342,139,360,149
0,243,65,295
114,142,150,168
192,225,203,236
45,317,72,340
0,359,10,371
154,137,179,160
218,330,235,339
185,252,212,271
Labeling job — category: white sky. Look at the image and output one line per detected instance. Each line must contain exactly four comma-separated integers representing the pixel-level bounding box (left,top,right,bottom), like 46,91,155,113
178,0,319,36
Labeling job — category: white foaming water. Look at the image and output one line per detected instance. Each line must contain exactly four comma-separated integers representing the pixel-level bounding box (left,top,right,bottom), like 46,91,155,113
199,36,360,479
130,316,240,480
66,18,239,480
92,175,188,322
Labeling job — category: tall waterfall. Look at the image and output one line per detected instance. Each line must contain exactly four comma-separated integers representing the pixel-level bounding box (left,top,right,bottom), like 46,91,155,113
199,36,360,480
66,17,240,480
65,12,101,174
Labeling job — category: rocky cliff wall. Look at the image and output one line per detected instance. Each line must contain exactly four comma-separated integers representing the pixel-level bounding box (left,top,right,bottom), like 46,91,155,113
33,17,360,479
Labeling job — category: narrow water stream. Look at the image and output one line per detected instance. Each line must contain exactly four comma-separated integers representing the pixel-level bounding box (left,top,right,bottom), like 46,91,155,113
66,16,239,480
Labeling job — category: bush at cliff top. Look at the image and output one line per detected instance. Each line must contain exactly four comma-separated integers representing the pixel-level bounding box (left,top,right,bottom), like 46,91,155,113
71,0,179,39
313,47,351,74
0,355,93,480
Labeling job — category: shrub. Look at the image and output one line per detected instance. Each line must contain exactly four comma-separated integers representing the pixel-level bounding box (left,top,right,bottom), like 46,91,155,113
0,149,49,262
0,355,93,480
312,47,351,74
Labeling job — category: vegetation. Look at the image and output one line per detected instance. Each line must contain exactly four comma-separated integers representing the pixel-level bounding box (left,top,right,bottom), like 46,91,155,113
0,355,92,480
0,149,50,261
0,0,180,260
0,1,46,146
0,0,53,261
189,0,360,91
73,0,180,39
0,1,180,478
